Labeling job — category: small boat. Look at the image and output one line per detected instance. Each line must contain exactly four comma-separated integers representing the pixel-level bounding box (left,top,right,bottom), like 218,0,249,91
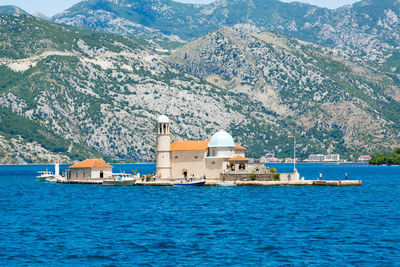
45,176,59,183
36,170,54,180
102,173,136,186
173,181,206,187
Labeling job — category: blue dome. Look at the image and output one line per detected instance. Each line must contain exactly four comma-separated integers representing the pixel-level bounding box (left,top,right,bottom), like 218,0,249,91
209,130,235,148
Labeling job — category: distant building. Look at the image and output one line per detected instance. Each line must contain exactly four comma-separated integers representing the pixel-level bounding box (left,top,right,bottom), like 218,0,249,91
305,154,340,162
285,158,298,163
325,154,340,162
66,158,113,180
358,155,371,162
306,154,325,162
261,151,282,163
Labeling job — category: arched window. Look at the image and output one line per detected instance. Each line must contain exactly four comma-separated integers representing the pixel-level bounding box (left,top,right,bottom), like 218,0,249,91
100,170,104,179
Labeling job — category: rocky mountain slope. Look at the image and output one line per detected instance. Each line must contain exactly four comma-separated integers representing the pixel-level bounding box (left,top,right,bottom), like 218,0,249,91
53,0,400,65
1,14,399,164
0,14,280,163
167,24,400,155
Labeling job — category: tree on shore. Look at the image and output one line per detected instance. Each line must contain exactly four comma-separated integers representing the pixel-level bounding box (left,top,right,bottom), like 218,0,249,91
369,148,400,165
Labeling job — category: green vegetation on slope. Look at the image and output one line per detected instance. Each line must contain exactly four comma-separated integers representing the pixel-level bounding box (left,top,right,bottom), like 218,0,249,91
369,148,400,165
0,107,102,160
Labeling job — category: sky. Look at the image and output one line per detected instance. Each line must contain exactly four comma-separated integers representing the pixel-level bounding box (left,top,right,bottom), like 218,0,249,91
2,0,360,17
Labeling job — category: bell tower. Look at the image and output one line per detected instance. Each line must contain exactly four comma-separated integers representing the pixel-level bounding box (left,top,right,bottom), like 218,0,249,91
156,115,171,179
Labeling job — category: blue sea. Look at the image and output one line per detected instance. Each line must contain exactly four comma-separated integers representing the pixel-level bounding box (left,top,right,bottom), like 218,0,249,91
0,163,399,266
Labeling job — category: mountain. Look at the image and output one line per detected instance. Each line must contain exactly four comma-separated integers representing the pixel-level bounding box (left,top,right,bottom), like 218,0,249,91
53,0,400,64
1,14,399,164
0,14,283,163
167,24,400,155
32,12,50,21
0,5,28,15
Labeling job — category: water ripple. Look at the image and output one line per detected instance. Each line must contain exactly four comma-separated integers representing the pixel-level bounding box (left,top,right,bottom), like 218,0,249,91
0,163,399,265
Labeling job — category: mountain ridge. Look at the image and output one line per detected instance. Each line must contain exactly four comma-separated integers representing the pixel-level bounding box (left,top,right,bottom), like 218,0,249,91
0,5,29,15
52,0,400,66
1,14,399,163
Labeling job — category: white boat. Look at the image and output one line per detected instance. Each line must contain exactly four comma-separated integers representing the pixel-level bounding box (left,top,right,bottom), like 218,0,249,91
37,162,62,182
102,173,136,186
36,170,54,180
45,176,59,183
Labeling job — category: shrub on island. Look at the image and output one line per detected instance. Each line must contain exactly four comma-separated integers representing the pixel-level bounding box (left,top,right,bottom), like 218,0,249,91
369,148,400,165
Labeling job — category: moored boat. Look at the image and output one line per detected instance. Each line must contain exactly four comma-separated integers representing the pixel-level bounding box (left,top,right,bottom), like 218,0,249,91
36,170,54,180
173,181,205,186
102,173,136,186
37,162,61,182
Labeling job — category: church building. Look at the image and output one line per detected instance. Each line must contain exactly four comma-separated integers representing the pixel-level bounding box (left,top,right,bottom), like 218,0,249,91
156,115,248,179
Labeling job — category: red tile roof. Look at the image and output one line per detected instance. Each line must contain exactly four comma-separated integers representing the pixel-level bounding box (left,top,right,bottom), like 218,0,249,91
69,158,113,169
235,144,246,150
228,155,249,161
170,140,209,151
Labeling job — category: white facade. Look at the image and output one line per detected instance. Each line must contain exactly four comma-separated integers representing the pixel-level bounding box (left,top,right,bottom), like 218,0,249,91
68,167,113,180
156,115,171,179
306,154,340,162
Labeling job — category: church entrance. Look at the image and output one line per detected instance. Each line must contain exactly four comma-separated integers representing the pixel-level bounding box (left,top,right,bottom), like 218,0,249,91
182,169,188,179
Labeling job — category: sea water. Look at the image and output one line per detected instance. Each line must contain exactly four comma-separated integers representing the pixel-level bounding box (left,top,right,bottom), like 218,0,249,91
0,163,399,266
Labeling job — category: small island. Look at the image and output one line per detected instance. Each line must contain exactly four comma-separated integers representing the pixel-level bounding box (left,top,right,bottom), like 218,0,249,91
369,148,400,165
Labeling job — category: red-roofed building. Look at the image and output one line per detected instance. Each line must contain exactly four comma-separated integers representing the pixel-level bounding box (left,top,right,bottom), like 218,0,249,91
66,158,113,180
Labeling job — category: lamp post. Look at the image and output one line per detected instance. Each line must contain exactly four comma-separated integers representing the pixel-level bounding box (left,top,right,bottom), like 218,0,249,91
293,136,296,173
